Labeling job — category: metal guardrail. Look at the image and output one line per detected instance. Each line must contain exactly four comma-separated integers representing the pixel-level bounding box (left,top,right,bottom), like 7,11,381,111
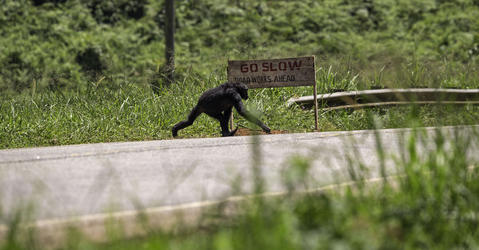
287,88,479,110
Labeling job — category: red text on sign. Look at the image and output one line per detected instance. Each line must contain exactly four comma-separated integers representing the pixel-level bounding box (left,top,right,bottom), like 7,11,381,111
239,60,303,73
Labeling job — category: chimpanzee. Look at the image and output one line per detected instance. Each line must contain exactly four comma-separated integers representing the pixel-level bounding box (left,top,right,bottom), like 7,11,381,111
172,82,271,137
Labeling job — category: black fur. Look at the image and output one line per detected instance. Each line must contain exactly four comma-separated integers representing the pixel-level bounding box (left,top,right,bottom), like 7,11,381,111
172,82,271,137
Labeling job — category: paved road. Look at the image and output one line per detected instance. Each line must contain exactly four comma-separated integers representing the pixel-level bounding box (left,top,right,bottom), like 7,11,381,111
0,126,477,223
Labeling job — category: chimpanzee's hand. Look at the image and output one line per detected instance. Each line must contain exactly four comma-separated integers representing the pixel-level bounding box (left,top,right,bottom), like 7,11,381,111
263,126,271,134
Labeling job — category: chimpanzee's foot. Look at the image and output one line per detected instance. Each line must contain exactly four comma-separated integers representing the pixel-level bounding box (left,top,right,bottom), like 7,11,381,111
229,127,238,136
263,126,271,134
221,127,238,137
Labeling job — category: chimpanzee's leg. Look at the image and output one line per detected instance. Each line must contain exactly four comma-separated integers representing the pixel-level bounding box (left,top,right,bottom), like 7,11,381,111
172,106,202,137
222,107,237,136
205,108,236,137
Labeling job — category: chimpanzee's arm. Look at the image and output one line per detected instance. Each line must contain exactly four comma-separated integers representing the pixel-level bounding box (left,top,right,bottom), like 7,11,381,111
232,94,271,133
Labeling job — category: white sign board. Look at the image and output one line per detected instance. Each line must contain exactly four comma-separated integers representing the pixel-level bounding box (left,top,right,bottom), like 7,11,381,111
227,56,315,89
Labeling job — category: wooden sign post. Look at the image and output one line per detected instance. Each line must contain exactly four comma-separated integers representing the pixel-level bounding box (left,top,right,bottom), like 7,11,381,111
227,56,318,131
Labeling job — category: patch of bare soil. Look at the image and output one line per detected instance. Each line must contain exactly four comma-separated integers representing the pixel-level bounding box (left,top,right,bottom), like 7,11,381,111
234,128,288,136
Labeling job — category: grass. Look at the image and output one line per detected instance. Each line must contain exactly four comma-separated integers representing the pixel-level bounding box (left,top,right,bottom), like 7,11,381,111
2,63,479,149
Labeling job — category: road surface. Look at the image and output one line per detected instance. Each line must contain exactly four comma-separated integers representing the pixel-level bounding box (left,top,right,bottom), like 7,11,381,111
0,126,477,224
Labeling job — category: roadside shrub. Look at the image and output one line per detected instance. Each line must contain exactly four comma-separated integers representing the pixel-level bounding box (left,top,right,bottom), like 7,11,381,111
85,0,147,24
1,0,478,93
75,47,107,74
0,51,37,92
31,0,67,6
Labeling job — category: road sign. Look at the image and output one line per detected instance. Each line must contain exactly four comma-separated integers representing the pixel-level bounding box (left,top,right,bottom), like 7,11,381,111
227,56,319,131
227,56,315,88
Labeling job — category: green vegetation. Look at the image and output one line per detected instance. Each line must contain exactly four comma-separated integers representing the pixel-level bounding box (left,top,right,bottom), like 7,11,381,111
3,81,479,148
1,0,479,148
1,1,479,248
1,0,478,93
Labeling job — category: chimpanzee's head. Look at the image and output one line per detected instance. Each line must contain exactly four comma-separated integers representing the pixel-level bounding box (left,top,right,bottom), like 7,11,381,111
235,83,249,100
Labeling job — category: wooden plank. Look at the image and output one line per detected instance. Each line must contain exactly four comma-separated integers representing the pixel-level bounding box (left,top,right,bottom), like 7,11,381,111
228,56,315,89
